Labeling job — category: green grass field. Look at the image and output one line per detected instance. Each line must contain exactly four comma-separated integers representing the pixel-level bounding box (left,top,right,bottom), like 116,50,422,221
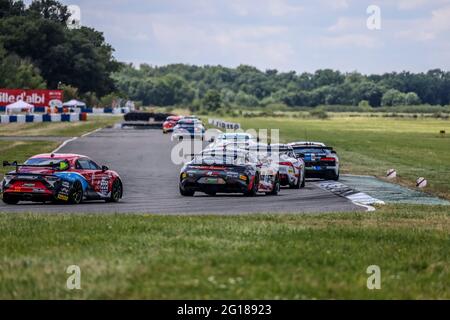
0,205,448,299
225,116,450,199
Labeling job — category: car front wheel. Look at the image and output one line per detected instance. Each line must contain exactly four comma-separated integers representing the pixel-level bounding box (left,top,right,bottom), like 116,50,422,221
180,186,195,197
107,179,123,203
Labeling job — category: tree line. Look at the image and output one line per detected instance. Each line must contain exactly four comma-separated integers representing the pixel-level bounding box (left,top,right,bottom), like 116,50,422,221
114,63,450,111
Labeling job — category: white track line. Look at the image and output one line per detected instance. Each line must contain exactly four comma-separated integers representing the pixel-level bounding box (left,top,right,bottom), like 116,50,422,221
52,128,103,153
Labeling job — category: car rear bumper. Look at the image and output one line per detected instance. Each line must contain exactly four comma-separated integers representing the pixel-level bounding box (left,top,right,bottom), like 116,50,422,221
305,167,337,178
180,177,250,194
2,191,54,202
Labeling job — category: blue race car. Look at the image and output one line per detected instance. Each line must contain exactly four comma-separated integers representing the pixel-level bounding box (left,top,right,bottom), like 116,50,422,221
288,142,340,181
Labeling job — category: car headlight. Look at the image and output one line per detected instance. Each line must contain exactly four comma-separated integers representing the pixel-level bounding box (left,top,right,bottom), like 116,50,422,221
181,173,187,180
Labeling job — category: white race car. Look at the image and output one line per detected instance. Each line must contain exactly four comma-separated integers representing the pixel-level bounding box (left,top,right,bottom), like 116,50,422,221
250,144,306,189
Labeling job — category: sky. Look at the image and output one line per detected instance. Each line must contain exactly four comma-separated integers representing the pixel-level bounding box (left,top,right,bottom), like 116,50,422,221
31,0,450,74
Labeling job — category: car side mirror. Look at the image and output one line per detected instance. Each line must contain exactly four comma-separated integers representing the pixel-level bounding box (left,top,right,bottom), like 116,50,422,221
331,151,337,155
102,165,109,172
209,137,215,143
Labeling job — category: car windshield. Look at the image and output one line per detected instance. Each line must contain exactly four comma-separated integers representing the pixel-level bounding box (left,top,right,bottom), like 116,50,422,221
292,147,332,154
192,155,247,166
24,158,70,170
194,150,257,165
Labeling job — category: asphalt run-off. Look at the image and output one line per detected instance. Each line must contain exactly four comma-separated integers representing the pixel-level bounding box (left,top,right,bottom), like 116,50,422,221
0,128,363,214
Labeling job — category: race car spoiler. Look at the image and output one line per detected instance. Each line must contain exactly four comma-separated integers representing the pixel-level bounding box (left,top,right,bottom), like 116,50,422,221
3,160,70,172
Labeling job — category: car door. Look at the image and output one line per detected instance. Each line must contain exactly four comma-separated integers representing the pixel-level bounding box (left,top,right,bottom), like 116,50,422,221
74,158,96,188
87,159,111,197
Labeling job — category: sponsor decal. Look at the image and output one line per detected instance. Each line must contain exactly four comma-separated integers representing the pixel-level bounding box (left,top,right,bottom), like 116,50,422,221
57,181,71,202
0,89,63,107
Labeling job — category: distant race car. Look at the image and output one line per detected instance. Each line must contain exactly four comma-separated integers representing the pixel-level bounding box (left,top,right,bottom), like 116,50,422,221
172,119,205,141
163,116,184,134
179,148,280,197
1,153,123,205
263,144,306,189
288,142,340,181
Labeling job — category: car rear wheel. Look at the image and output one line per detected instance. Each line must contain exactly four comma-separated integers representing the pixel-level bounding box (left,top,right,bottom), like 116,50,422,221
290,174,301,189
180,187,195,197
330,171,340,181
107,179,123,203
244,174,259,197
2,195,19,205
300,173,306,188
267,175,280,196
69,181,83,204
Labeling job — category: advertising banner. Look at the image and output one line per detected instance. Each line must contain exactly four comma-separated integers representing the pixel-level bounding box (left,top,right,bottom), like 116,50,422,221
0,89,64,108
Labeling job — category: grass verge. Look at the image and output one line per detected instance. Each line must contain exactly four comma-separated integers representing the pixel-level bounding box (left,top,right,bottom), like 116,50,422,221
0,205,448,299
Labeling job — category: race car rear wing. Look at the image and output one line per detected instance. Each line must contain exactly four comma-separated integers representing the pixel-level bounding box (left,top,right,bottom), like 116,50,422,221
3,160,70,172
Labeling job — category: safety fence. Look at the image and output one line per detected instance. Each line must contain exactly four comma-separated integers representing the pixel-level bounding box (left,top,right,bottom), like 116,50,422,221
0,106,130,114
0,113,86,124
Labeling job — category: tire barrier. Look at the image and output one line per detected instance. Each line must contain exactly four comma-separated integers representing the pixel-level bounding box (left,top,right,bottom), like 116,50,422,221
208,119,241,130
0,113,87,124
124,112,173,122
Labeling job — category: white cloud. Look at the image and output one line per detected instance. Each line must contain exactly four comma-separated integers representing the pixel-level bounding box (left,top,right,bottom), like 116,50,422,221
228,0,303,17
393,5,450,41
315,34,382,49
396,0,450,10
151,19,294,69
328,17,365,32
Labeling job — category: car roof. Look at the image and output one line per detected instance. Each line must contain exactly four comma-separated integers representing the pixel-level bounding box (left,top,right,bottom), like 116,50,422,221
289,141,327,147
29,153,88,160
178,119,201,124
218,133,254,139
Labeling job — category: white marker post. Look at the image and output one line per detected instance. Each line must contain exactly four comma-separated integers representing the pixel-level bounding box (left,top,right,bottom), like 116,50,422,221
416,177,427,188
386,169,397,179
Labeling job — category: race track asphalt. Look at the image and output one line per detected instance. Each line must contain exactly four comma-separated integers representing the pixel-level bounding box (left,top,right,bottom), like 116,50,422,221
0,128,363,214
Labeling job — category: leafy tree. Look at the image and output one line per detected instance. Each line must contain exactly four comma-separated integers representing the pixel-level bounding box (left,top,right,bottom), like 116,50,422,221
0,0,119,97
203,89,221,111
382,89,406,106
0,44,46,88
27,0,70,24
60,84,79,101
0,0,25,18
405,92,421,106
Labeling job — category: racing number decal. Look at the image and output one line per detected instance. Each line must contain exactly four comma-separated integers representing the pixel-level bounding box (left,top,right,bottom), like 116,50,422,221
100,178,109,195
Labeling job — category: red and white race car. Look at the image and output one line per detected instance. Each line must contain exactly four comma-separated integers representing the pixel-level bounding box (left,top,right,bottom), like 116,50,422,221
163,116,184,134
249,144,306,189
